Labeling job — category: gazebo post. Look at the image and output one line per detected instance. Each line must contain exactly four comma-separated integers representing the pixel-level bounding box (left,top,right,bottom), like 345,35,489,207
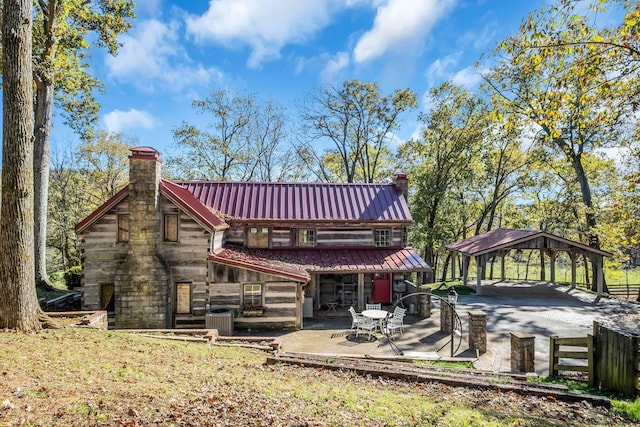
570,251,577,289
500,250,506,280
595,256,604,298
462,255,469,287
475,255,483,295
540,248,546,281
451,253,456,281
550,251,556,284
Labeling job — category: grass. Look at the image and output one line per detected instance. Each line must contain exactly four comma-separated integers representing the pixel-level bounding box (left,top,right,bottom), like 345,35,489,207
413,359,474,369
0,327,633,426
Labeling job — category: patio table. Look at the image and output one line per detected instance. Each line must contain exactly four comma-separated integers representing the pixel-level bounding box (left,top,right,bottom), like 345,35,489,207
362,309,389,333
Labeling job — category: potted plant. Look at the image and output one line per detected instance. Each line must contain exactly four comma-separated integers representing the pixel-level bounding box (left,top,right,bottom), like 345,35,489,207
242,304,265,317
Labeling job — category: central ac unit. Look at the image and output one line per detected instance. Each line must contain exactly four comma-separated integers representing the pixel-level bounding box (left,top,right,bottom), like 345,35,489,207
205,309,234,336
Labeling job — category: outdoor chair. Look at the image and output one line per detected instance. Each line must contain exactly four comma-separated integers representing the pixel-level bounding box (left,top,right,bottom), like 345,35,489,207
355,315,378,339
384,307,407,337
365,303,381,310
348,306,364,329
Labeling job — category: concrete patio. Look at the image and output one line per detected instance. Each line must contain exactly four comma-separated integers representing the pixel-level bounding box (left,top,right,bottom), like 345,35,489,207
241,281,639,375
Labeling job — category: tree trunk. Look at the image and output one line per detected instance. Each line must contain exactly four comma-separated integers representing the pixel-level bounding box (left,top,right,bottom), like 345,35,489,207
0,0,41,331
34,79,55,291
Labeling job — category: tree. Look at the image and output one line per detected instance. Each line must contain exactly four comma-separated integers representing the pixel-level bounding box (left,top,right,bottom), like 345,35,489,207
398,82,488,281
168,90,294,181
77,131,133,203
482,0,639,289
47,133,132,278
30,0,134,290
298,79,417,183
0,0,40,331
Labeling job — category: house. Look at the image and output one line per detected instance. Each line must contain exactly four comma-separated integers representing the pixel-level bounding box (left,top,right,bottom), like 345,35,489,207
76,146,430,330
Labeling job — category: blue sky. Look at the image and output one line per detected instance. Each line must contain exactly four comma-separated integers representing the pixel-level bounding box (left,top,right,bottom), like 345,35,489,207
53,0,547,157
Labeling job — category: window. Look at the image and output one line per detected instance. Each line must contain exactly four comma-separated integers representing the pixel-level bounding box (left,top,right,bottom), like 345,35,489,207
298,229,316,248
375,229,390,247
243,283,263,306
246,227,269,248
164,214,179,242
175,283,191,314
117,214,129,242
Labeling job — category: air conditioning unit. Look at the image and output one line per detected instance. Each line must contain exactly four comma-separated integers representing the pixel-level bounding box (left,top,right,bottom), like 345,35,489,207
206,309,234,336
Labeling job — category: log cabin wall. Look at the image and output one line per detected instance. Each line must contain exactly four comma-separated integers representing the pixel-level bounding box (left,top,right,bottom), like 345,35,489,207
156,198,211,329
225,224,407,248
208,263,301,330
79,202,130,312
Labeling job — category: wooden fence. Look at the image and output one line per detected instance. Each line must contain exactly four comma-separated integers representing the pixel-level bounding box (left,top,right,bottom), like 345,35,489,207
549,326,640,396
605,283,640,300
549,335,595,385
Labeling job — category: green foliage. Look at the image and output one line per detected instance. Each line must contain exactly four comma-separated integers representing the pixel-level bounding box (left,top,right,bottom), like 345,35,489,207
483,0,640,252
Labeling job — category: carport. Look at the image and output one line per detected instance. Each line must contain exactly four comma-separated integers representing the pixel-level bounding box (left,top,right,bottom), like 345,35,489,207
445,228,611,297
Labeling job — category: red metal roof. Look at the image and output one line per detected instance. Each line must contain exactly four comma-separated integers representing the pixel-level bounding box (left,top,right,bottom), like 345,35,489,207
160,180,227,231
210,247,429,279
75,181,228,233
176,181,411,222
446,228,612,257
75,185,130,233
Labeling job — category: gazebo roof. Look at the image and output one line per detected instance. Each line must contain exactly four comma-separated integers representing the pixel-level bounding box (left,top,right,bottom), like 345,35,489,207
445,228,611,258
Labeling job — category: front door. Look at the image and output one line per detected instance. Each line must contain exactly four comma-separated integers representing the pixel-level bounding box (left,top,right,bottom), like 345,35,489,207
373,273,391,304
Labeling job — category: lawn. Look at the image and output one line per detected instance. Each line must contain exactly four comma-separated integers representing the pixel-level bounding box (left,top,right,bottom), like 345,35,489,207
0,327,633,426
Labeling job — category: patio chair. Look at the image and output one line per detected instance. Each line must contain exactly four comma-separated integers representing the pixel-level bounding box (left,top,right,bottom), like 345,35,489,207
385,307,406,337
348,306,364,329
355,315,378,339
365,303,381,310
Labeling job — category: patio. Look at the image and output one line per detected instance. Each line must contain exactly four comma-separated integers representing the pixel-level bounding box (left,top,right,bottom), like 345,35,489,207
237,281,640,375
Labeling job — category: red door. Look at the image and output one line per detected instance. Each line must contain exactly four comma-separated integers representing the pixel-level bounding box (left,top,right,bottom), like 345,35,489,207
373,273,391,304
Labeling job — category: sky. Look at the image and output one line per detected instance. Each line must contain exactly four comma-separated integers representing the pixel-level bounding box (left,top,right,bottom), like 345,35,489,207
52,0,549,158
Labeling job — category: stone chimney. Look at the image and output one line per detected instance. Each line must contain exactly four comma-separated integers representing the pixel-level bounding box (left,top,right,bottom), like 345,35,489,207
393,171,408,200
115,147,169,329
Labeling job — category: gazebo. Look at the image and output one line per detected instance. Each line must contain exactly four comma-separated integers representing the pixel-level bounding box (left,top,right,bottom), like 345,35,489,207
445,228,612,297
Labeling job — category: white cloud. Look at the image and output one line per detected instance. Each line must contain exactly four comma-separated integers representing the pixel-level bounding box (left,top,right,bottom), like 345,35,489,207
185,0,339,68
103,109,160,133
353,0,456,63
425,52,461,86
451,66,483,88
105,19,223,92
321,51,351,81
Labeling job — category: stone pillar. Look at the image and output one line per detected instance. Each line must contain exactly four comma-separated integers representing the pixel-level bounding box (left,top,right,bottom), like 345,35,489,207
511,331,535,373
468,310,487,355
440,302,453,333
418,294,431,318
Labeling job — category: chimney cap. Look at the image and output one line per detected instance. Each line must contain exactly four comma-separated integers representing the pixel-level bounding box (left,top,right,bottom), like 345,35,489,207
129,146,161,161
394,170,407,180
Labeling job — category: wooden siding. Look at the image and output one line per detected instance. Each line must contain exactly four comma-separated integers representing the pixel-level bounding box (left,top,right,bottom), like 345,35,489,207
208,263,301,329
79,196,213,327
80,201,130,311
225,225,407,249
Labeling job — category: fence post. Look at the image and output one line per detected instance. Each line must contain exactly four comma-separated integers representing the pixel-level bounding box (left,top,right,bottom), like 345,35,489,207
549,335,558,377
511,331,535,373
588,334,595,387
468,310,486,355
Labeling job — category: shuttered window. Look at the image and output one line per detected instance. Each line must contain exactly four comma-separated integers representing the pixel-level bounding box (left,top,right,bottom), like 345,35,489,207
176,283,191,314
164,214,179,242
117,214,129,242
